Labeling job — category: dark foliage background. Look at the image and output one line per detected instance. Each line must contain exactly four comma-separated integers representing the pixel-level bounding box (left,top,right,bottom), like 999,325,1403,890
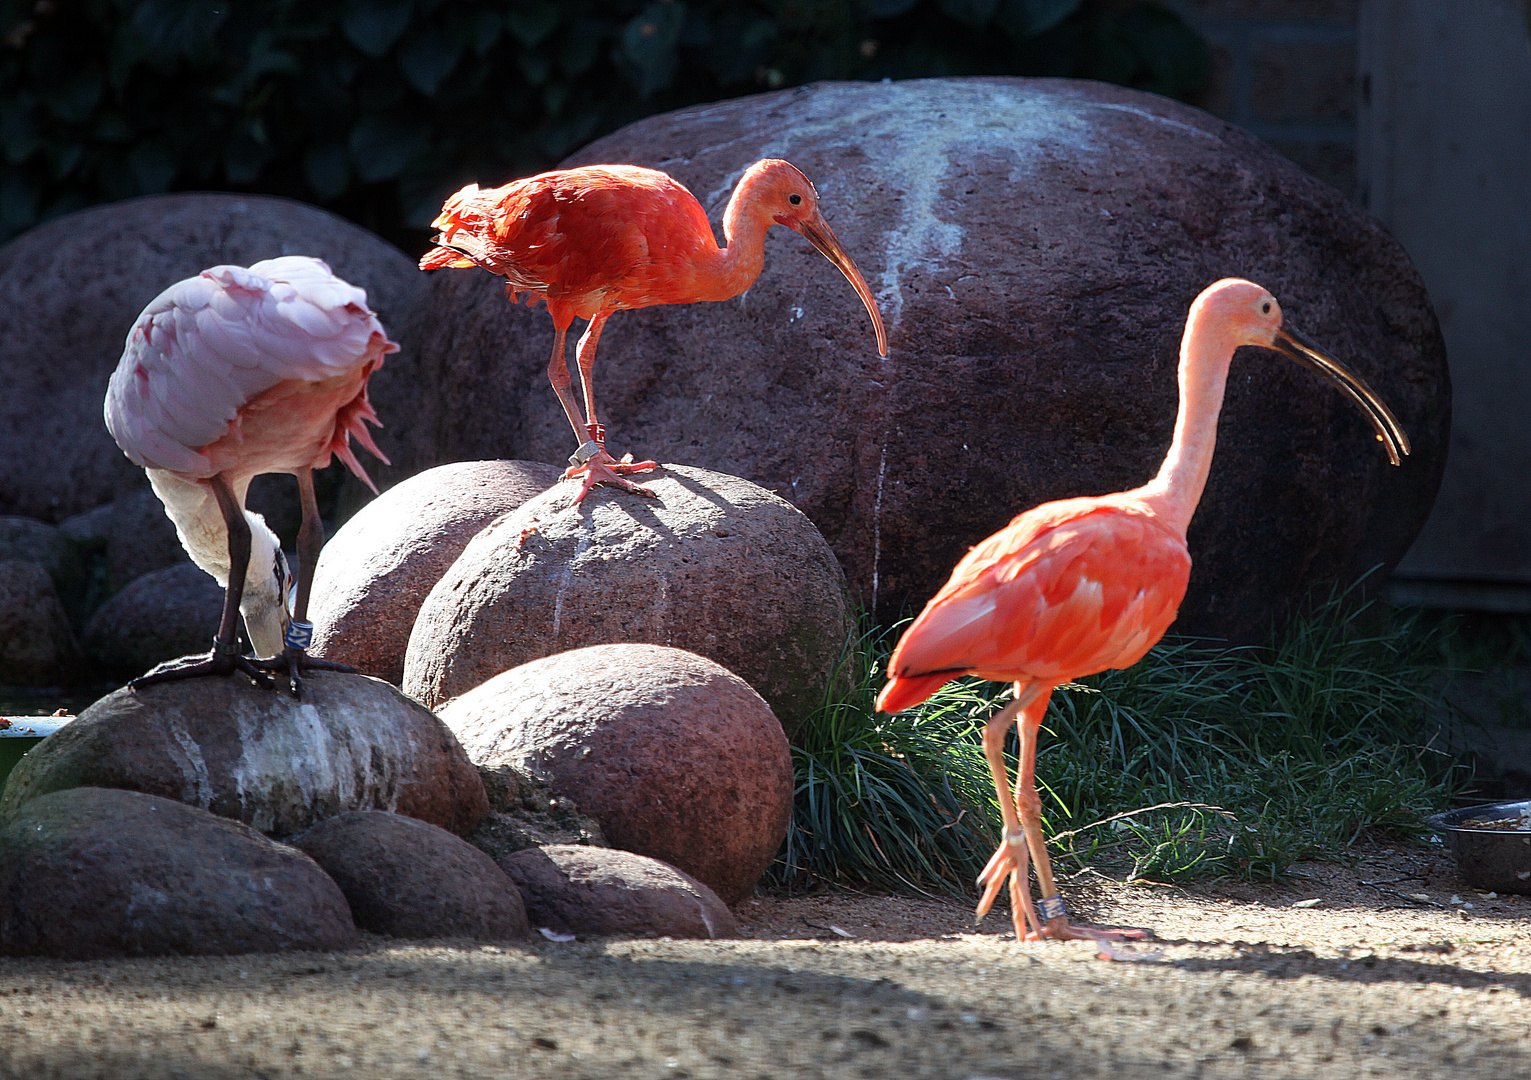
0,0,1206,251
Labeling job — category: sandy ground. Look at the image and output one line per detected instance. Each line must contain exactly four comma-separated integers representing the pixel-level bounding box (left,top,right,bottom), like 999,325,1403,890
1,841,1528,1080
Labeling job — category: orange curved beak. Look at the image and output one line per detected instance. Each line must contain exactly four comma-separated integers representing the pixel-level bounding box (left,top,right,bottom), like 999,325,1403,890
1269,323,1411,466
783,210,889,357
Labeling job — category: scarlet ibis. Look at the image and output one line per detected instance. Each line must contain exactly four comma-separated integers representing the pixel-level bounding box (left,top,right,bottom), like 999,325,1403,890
876,279,1410,944
104,256,396,696
419,159,888,502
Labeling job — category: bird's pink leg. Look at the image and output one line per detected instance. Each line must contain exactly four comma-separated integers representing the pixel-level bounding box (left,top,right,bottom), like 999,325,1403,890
1013,700,1149,945
561,312,656,503
255,466,354,698
976,685,1045,940
132,474,274,692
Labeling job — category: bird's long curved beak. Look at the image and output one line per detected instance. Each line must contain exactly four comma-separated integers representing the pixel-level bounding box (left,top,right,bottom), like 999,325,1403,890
1270,323,1411,466
790,212,889,357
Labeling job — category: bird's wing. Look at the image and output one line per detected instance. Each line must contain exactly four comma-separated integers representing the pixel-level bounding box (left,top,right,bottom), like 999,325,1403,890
419,166,713,306
104,256,396,475
886,501,1192,694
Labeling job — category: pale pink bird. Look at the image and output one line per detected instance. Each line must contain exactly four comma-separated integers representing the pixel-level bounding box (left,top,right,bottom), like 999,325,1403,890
104,256,396,696
877,279,1410,945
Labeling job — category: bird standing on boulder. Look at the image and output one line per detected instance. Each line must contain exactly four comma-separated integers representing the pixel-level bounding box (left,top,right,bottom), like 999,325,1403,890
876,279,1410,945
419,160,888,503
104,256,396,696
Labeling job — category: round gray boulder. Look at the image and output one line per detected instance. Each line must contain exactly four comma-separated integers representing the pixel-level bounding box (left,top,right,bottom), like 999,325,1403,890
103,488,192,594
0,192,424,524
310,459,560,685
0,671,489,838
293,810,529,941
0,559,78,687
437,644,792,906
81,563,223,678
397,77,1448,639
402,464,854,736
0,517,67,579
499,845,737,939
0,787,355,959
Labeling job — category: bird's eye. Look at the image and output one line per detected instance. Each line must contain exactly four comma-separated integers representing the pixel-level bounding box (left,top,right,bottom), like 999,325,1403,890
1261,301,1272,315
788,193,802,206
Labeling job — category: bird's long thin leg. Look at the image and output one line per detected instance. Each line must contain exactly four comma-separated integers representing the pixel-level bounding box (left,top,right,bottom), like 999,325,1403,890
257,466,355,697
546,317,588,443
560,312,657,503
1012,699,1149,945
975,685,1044,940
132,474,273,691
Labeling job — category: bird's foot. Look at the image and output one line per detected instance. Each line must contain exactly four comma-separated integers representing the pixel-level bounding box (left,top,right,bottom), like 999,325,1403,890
562,447,659,504
131,642,274,692
255,643,356,699
975,830,1042,941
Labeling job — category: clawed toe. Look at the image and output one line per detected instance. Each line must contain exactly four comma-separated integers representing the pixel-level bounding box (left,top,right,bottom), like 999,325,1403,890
131,649,273,692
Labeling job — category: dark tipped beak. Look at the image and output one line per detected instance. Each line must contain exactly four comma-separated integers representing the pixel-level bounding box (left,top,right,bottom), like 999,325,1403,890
1270,323,1411,466
791,211,889,357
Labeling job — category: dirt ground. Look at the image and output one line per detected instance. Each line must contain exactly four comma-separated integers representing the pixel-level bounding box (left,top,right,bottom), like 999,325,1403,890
1,840,1527,1080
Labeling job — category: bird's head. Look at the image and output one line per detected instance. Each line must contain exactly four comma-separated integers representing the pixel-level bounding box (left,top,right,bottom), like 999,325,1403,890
238,517,293,659
742,159,889,357
1195,278,1410,466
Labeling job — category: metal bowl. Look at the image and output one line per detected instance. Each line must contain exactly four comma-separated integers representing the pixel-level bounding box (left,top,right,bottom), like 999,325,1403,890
0,715,73,798
1427,800,1531,894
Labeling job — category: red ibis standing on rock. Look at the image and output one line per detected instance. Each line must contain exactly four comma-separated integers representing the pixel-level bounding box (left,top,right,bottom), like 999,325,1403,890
104,256,396,696
419,159,889,503
876,279,1411,946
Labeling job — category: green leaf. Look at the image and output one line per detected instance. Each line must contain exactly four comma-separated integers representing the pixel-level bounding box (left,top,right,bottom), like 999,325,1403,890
871,0,921,16
349,113,428,183
619,1,686,98
224,125,271,185
995,0,1081,38
128,141,177,194
43,67,104,124
518,49,551,86
506,1,559,47
937,0,999,28
0,99,41,165
304,141,351,200
130,0,228,60
0,171,38,232
399,23,463,95
467,6,503,56
342,0,414,58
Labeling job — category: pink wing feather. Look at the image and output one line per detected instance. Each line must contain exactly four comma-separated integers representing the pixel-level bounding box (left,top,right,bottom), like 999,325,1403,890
878,498,1192,714
105,256,397,482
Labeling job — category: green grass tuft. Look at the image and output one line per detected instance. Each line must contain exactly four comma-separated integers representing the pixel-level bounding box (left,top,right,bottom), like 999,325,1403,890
770,581,1466,895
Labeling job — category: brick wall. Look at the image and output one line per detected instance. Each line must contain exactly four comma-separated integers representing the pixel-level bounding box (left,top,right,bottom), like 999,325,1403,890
1165,1,1360,196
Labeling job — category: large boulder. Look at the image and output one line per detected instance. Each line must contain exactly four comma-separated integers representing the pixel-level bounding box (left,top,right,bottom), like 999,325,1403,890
0,787,355,959
80,563,225,678
0,192,425,524
0,560,78,687
499,845,737,939
293,810,529,941
464,762,609,865
0,671,489,837
391,78,1449,638
310,459,561,685
402,464,854,735
436,644,792,906
103,488,191,594
0,517,67,580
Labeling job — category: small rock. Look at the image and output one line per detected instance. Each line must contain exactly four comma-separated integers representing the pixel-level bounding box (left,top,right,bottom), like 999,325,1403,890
499,845,737,939
310,460,560,685
0,517,67,579
0,671,488,838
0,559,79,686
437,644,792,905
403,464,854,737
57,503,115,545
81,563,223,677
0,787,355,958
293,811,529,941
105,488,191,593
464,763,608,865
1290,898,1323,908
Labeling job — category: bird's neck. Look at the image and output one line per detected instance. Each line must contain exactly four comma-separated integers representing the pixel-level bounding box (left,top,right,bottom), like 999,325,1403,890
1135,311,1238,539
701,187,772,301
